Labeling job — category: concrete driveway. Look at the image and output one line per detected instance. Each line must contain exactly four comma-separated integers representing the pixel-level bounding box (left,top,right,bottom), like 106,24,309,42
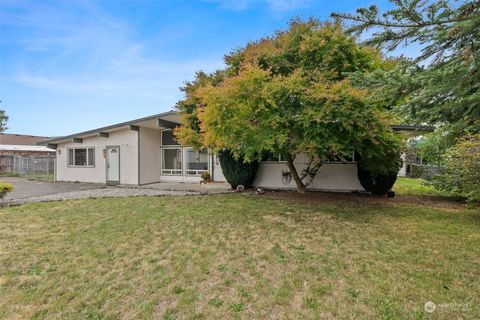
1,178,232,206
2,178,102,201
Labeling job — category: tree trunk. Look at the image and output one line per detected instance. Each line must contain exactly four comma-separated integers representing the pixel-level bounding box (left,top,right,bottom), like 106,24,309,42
285,153,306,193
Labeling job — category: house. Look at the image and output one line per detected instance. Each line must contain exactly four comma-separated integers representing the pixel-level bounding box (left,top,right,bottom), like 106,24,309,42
41,111,430,190
0,134,56,173
0,133,51,145
0,133,55,157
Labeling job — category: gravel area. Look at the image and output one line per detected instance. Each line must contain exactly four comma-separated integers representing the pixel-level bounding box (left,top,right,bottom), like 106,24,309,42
1,177,233,207
4,187,202,206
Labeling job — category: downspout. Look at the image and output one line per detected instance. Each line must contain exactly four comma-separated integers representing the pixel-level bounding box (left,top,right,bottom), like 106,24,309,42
137,128,141,185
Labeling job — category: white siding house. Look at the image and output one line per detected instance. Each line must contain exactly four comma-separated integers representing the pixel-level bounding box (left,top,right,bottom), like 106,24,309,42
43,111,429,190
56,128,139,184
45,112,213,186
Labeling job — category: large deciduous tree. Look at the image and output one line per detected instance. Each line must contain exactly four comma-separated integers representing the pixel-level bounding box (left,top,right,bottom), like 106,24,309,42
176,19,401,192
333,0,480,137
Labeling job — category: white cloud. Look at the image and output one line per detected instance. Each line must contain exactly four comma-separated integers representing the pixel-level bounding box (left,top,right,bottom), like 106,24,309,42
207,0,312,11
2,0,224,102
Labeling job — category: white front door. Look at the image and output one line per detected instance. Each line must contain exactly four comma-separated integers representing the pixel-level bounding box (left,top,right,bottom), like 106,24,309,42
106,146,120,184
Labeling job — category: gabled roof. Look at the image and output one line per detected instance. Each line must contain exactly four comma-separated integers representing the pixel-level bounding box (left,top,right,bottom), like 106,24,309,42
40,110,180,145
0,144,55,152
39,109,435,146
0,133,51,145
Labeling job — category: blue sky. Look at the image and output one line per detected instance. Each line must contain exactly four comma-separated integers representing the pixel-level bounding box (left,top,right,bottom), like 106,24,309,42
1,0,416,136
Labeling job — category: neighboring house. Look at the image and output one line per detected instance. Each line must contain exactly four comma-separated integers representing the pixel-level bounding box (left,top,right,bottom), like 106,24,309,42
0,145,56,157
0,133,51,146
0,134,56,173
0,133,55,157
42,111,430,190
389,126,436,177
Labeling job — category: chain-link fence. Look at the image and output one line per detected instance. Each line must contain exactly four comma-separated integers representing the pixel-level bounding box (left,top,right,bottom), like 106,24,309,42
0,155,55,181
406,164,440,179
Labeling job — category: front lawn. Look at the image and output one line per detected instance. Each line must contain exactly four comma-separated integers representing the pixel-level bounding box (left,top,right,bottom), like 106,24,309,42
0,195,478,319
393,177,460,199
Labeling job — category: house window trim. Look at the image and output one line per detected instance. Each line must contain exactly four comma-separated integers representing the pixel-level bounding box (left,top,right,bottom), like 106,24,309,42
323,152,356,164
185,147,209,176
261,153,287,163
160,129,180,147
260,152,357,164
161,146,183,176
67,147,95,168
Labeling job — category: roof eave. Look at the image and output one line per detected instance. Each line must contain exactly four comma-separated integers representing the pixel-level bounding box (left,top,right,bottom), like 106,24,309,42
390,125,435,132
39,110,179,145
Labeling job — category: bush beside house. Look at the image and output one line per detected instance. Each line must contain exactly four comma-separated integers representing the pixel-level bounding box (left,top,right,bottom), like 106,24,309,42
218,150,258,189
356,144,403,195
428,134,480,206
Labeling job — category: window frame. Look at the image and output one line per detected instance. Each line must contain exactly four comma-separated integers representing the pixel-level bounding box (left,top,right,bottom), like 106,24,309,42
67,147,95,168
261,152,287,163
323,152,356,164
161,146,183,176
259,152,357,164
160,129,180,146
185,147,209,176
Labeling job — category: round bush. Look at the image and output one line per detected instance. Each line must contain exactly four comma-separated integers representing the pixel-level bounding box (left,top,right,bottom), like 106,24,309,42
218,150,259,189
357,167,398,195
356,151,402,195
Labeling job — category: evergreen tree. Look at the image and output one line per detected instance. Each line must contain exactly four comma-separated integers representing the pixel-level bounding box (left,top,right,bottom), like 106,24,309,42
333,0,480,136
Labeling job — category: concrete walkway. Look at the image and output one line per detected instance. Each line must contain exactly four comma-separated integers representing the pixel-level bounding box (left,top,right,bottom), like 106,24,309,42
1,178,232,206
133,181,232,193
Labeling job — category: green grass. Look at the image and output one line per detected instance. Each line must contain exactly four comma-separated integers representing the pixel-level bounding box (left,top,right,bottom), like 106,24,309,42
393,177,460,199
23,173,55,182
0,173,55,182
0,195,479,319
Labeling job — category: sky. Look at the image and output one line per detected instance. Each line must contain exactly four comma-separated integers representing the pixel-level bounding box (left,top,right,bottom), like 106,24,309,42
0,0,418,137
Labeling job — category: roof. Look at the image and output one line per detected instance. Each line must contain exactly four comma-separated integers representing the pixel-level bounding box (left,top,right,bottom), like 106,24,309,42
0,133,51,146
39,110,435,146
0,144,56,152
390,125,435,132
41,110,180,145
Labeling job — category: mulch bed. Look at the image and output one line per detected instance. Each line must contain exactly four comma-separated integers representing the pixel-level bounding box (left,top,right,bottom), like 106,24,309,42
260,189,466,210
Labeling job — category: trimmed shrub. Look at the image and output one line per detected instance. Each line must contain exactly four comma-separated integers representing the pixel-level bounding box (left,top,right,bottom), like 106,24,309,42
357,167,399,195
0,181,13,199
357,151,402,195
218,150,259,189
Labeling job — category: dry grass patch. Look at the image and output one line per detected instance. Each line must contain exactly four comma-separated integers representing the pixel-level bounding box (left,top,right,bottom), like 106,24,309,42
0,194,479,319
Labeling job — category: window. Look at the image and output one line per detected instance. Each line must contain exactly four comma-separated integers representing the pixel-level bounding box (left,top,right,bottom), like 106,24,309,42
324,152,355,163
186,149,208,175
261,152,286,162
161,130,179,146
68,148,95,167
161,148,182,175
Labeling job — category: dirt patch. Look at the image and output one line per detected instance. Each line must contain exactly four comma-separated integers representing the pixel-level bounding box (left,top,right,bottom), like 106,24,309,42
261,189,466,210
